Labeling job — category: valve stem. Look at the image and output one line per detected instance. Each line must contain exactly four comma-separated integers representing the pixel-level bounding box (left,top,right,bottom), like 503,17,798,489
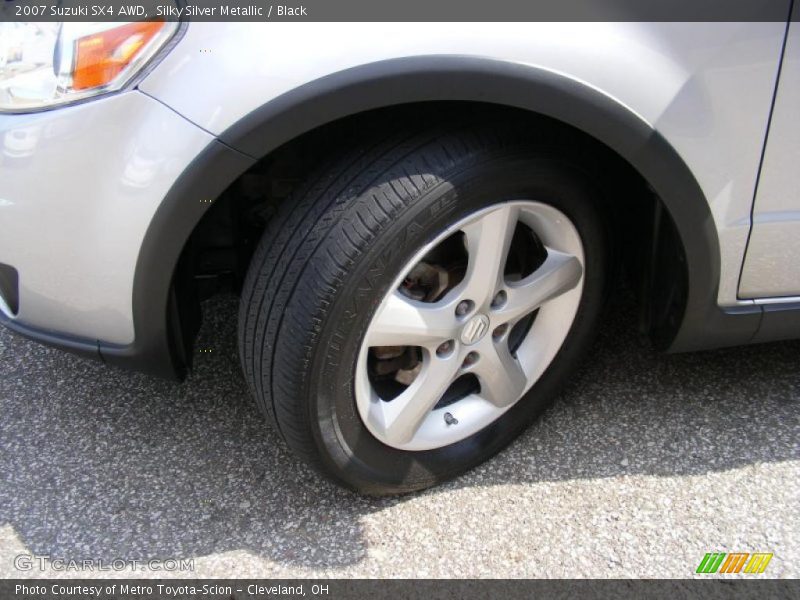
444,412,458,426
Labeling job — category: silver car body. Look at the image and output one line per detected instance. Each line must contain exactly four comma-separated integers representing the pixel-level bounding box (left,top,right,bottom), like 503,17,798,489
740,19,800,298
0,20,798,374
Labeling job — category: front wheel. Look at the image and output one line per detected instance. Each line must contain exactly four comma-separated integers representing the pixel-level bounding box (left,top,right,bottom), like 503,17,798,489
239,126,607,494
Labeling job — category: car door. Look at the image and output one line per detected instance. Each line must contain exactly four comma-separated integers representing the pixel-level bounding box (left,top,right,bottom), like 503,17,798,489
740,12,800,299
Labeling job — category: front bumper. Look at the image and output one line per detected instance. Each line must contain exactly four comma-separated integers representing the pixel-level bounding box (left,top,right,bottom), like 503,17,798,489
0,90,215,374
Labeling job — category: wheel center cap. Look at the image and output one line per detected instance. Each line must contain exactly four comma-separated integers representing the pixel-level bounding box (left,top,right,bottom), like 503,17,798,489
460,313,490,345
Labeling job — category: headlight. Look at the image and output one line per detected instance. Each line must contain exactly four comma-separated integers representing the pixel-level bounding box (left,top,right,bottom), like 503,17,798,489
0,20,179,112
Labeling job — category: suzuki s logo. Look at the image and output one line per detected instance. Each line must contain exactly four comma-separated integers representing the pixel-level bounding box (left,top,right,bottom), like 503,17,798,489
460,314,490,345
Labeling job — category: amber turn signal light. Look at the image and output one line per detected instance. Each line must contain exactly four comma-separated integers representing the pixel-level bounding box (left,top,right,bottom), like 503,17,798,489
72,22,166,90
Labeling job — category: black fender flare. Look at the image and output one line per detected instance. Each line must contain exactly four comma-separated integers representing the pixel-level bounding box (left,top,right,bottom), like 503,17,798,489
111,55,759,378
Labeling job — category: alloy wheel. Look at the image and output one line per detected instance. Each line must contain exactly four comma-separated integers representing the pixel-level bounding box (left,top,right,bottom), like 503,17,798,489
355,200,585,450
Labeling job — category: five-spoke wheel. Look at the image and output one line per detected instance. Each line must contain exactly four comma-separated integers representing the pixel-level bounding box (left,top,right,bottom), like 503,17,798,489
356,201,585,450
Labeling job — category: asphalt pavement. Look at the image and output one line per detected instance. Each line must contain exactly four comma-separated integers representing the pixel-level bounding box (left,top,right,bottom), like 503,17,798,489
1,292,798,578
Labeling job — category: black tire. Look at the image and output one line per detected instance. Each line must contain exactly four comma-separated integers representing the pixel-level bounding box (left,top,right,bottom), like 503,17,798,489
238,124,607,495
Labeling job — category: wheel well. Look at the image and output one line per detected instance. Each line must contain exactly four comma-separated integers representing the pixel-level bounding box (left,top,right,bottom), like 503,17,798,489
173,102,685,369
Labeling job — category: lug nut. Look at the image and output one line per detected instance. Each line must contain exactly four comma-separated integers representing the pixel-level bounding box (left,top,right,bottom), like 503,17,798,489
455,300,474,317
493,324,509,341
462,351,479,367
491,290,507,309
436,340,455,357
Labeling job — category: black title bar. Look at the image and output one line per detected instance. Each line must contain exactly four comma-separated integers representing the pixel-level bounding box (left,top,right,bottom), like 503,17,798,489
0,0,797,22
